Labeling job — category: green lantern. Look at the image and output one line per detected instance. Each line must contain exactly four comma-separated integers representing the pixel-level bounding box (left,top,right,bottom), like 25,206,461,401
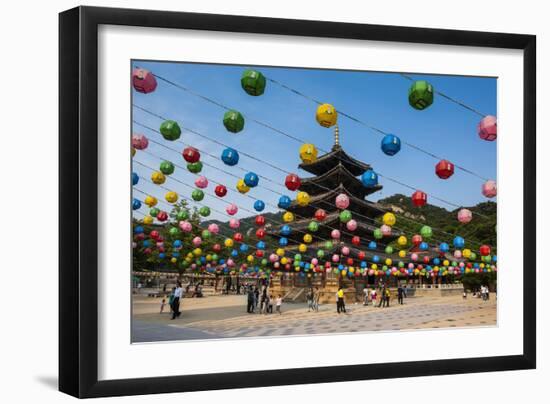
176,210,189,221
159,160,175,175
159,120,181,140
339,209,352,223
385,246,394,255
201,229,211,239
317,249,325,258
469,252,477,261
223,110,245,133
373,228,383,239
241,70,266,96
187,161,203,174
149,207,160,217
294,254,302,261
324,241,333,249
420,225,432,239
199,206,211,217
408,80,434,110
192,189,204,201
308,221,319,232
169,227,179,237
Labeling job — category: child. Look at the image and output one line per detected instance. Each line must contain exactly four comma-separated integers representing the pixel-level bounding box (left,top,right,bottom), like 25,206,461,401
370,289,377,307
268,294,274,313
275,295,282,315
160,298,166,314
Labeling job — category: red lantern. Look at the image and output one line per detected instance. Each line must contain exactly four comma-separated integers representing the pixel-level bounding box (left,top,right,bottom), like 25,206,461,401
256,228,266,239
347,258,354,266
285,173,301,191
157,211,168,221
412,190,427,207
150,230,160,239
134,233,145,241
215,184,227,197
358,251,366,260
480,244,491,256
435,159,455,179
256,250,264,258
314,209,327,221
213,243,221,252
182,147,200,163
255,215,265,226
352,236,361,246
412,234,423,246
423,256,430,264
233,232,243,242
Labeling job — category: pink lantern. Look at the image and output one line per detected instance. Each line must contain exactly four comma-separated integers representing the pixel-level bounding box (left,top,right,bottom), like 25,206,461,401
457,208,473,223
273,262,280,269
311,258,319,266
208,223,219,234
131,134,149,150
269,254,279,263
368,269,375,276
332,254,340,263
156,242,163,248
408,263,414,270
411,253,418,262
132,68,158,94
227,259,235,267
226,204,238,215
380,224,392,236
179,220,192,232
478,115,497,141
346,219,358,231
192,237,202,247
195,176,209,189
482,180,497,198
454,250,462,258
341,246,350,256
331,229,341,239
335,193,350,209
459,262,465,268
229,218,240,229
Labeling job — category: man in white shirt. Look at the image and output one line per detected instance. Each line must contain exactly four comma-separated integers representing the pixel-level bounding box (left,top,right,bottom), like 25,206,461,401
171,281,183,319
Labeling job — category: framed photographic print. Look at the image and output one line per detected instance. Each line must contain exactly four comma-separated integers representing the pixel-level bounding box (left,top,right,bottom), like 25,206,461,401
59,6,536,398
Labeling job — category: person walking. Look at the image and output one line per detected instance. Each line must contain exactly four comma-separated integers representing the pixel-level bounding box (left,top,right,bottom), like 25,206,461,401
397,285,406,305
337,286,346,313
378,286,386,308
313,287,320,312
171,281,183,320
260,286,268,314
275,295,282,314
385,287,391,307
370,288,377,307
247,286,255,313
306,288,314,312
253,286,260,312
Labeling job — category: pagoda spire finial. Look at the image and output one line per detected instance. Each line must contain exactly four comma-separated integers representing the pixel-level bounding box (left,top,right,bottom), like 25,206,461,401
334,125,340,147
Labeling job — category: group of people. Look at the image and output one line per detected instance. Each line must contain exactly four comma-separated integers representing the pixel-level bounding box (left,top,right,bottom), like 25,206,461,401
361,284,407,309
159,281,205,319
306,288,321,312
246,285,282,314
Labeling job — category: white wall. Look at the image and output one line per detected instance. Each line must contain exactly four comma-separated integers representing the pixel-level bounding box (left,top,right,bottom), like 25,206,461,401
0,0,546,402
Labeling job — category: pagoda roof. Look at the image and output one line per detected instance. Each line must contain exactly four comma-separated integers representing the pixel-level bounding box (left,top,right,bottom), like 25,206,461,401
299,144,372,176
287,184,387,218
299,162,382,198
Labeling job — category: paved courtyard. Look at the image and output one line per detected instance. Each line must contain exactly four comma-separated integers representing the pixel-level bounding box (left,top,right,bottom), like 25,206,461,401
132,293,497,343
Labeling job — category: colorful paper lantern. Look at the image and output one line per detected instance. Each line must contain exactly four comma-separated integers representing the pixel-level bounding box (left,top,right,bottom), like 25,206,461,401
221,147,239,166
215,184,227,197
132,68,157,94
315,103,338,128
361,169,378,187
151,171,166,185
478,115,497,141
420,225,432,239
278,195,292,209
241,69,266,96
199,206,211,217
244,172,259,187
382,212,396,226
381,134,401,156
411,190,427,207
131,134,148,150
482,180,497,198
159,160,175,175
285,173,301,191
408,80,434,110
335,193,350,209
226,204,238,215
457,208,472,223
223,110,245,133
236,179,250,194
314,209,327,221
299,143,318,164
346,219,358,231
191,189,204,201
296,191,310,207
165,191,178,203
194,176,208,189
435,159,454,179
160,120,181,141
254,200,265,212
187,161,203,173
339,209,352,223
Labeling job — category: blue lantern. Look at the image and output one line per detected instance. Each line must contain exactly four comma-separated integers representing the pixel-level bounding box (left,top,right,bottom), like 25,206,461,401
132,172,139,185
244,172,259,187
134,225,144,234
420,242,429,251
361,169,378,187
254,200,265,212
132,198,141,210
173,240,182,248
439,242,449,253
453,236,465,249
172,252,180,258
280,225,292,236
360,261,367,268
159,253,166,259
368,241,377,250
279,237,288,246
231,249,239,257
433,258,440,265
240,244,249,253
221,147,239,166
143,240,150,247
256,241,266,250
380,134,401,156
373,255,380,263
278,195,292,209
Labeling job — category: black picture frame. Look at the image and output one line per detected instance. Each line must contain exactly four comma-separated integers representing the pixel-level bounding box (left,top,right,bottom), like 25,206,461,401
59,6,536,398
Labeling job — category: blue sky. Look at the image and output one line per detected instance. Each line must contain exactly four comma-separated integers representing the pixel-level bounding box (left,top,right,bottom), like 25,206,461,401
132,60,496,223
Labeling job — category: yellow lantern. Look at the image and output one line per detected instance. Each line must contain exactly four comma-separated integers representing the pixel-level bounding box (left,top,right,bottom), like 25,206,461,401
296,191,310,207
151,171,166,185
315,103,338,127
247,255,254,263
144,195,158,207
276,248,285,256
349,267,355,274
281,257,288,265
143,215,153,224
171,257,177,264
462,248,472,259
283,212,295,223
224,238,234,248
341,269,347,276
371,263,378,270
186,252,193,259
206,254,212,261
299,243,307,253
383,212,396,226
303,233,313,244
299,143,318,164
236,179,250,194
480,263,485,269
385,258,392,266
398,250,406,258
443,260,450,266
397,235,407,246
165,191,178,203
193,248,202,256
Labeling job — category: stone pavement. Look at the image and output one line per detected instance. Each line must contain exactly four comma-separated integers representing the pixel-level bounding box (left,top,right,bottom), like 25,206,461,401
132,294,496,343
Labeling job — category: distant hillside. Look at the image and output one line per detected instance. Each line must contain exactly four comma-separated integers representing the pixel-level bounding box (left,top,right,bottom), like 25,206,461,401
377,194,496,249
